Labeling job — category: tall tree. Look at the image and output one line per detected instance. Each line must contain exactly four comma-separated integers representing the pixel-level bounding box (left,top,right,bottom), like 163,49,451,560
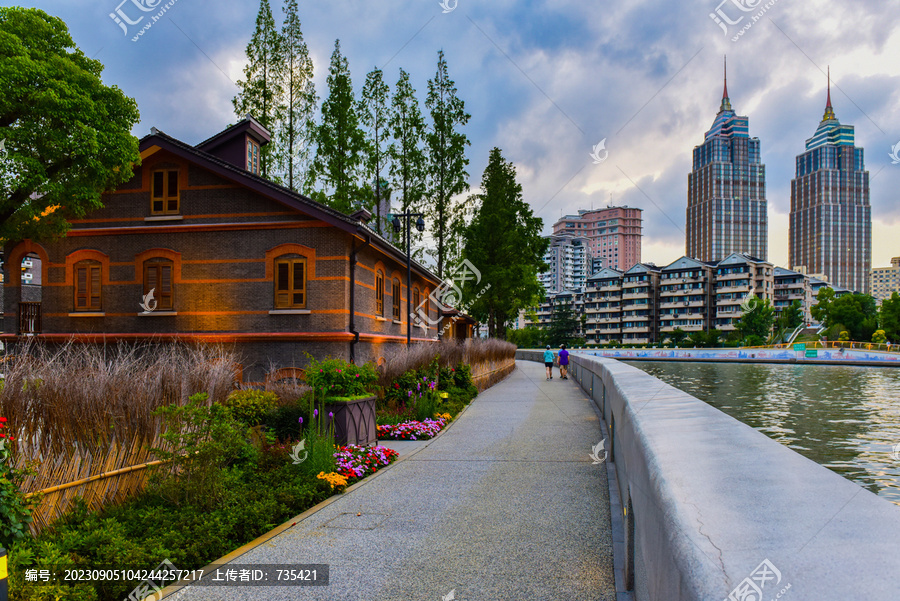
880,292,900,342
546,297,580,348
425,50,471,278
462,147,548,339
389,69,427,251
0,7,140,243
775,300,803,335
309,40,366,213
233,0,284,180
276,0,316,191
812,288,878,341
359,67,391,234
736,296,775,342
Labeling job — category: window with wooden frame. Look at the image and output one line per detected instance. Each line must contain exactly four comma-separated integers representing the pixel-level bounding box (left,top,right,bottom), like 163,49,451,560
413,287,420,314
274,257,306,309
392,278,401,321
375,270,385,316
74,261,102,311
144,259,174,311
151,169,180,215
247,139,261,175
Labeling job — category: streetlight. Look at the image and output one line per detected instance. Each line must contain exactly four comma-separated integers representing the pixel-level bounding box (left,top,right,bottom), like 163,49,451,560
391,212,426,345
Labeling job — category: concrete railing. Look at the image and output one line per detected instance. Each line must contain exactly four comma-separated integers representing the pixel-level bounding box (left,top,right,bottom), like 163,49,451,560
517,350,900,601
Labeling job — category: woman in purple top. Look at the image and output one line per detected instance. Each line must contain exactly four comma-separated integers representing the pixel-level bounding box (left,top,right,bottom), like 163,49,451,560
558,344,569,379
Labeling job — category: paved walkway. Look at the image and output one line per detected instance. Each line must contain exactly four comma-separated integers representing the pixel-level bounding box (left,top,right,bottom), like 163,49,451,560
169,361,616,601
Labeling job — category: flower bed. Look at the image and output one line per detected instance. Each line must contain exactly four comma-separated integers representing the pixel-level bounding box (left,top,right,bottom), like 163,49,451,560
334,444,399,481
376,417,448,441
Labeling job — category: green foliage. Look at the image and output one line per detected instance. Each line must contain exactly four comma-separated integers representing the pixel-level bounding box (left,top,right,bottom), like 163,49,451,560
838,330,850,342
233,0,284,179
506,326,544,348
879,292,900,342
151,393,257,510
425,50,471,278
303,356,378,399
9,465,331,601
0,434,36,548
309,39,366,213
462,147,548,338
546,298,580,348
668,328,688,346
872,329,888,344
0,7,141,243
813,289,878,341
264,402,310,442
389,68,427,248
359,66,392,233
736,296,775,342
775,300,804,334
276,0,317,191
223,389,279,425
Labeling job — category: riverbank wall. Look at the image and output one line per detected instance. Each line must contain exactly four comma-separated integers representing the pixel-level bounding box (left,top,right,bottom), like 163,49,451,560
517,350,900,600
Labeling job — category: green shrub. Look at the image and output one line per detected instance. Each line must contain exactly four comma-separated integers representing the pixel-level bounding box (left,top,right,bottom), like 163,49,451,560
150,393,256,510
264,403,310,442
304,356,378,399
0,426,36,548
9,462,333,601
222,389,280,425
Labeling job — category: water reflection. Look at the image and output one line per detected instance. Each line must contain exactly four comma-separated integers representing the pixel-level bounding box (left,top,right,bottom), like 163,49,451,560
624,361,900,506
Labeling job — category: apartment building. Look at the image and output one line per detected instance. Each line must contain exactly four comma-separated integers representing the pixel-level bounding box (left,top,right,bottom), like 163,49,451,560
585,267,624,345
714,253,774,332
774,267,814,323
539,235,590,293
621,263,660,344
552,206,643,272
871,258,900,302
659,257,716,335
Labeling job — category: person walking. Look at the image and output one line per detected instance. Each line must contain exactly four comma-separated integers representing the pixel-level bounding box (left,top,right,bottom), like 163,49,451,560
558,344,569,379
543,345,555,380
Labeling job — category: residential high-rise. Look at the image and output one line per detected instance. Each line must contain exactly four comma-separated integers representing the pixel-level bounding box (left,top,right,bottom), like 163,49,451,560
790,69,871,294
539,235,590,293
871,258,900,302
687,59,767,262
552,206,642,272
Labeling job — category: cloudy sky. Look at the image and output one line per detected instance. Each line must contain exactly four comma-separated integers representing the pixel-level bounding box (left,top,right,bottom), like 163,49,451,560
11,0,900,269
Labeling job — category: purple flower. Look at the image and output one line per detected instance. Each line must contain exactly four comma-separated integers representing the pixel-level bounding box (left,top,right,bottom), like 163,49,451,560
407,390,412,398
329,412,334,418
299,417,303,425
314,409,318,418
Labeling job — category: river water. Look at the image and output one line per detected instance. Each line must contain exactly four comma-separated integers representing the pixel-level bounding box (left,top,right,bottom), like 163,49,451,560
624,361,900,506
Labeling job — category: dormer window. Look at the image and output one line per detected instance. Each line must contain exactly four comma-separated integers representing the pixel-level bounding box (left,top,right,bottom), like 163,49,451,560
247,139,261,175
151,169,179,215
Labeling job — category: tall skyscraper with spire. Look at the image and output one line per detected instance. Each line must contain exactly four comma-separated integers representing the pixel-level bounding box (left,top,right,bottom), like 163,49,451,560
686,58,768,262
789,69,871,294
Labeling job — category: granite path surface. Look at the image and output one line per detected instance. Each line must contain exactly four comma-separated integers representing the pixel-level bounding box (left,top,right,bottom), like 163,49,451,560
167,360,616,601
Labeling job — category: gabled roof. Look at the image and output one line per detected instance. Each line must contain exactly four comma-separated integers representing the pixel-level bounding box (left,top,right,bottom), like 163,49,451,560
774,267,803,278
662,256,710,272
588,267,624,281
718,252,771,266
138,130,440,286
196,115,272,151
625,262,661,275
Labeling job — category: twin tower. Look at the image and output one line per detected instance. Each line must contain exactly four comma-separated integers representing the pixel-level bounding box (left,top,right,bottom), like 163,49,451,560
686,60,871,294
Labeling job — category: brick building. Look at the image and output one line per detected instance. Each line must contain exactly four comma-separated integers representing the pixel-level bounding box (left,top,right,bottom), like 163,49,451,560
1,118,442,381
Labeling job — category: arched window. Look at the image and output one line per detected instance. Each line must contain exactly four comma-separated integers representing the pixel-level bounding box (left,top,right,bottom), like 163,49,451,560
392,278,401,321
144,258,174,310
376,270,385,316
274,256,307,309
74,260,102,311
